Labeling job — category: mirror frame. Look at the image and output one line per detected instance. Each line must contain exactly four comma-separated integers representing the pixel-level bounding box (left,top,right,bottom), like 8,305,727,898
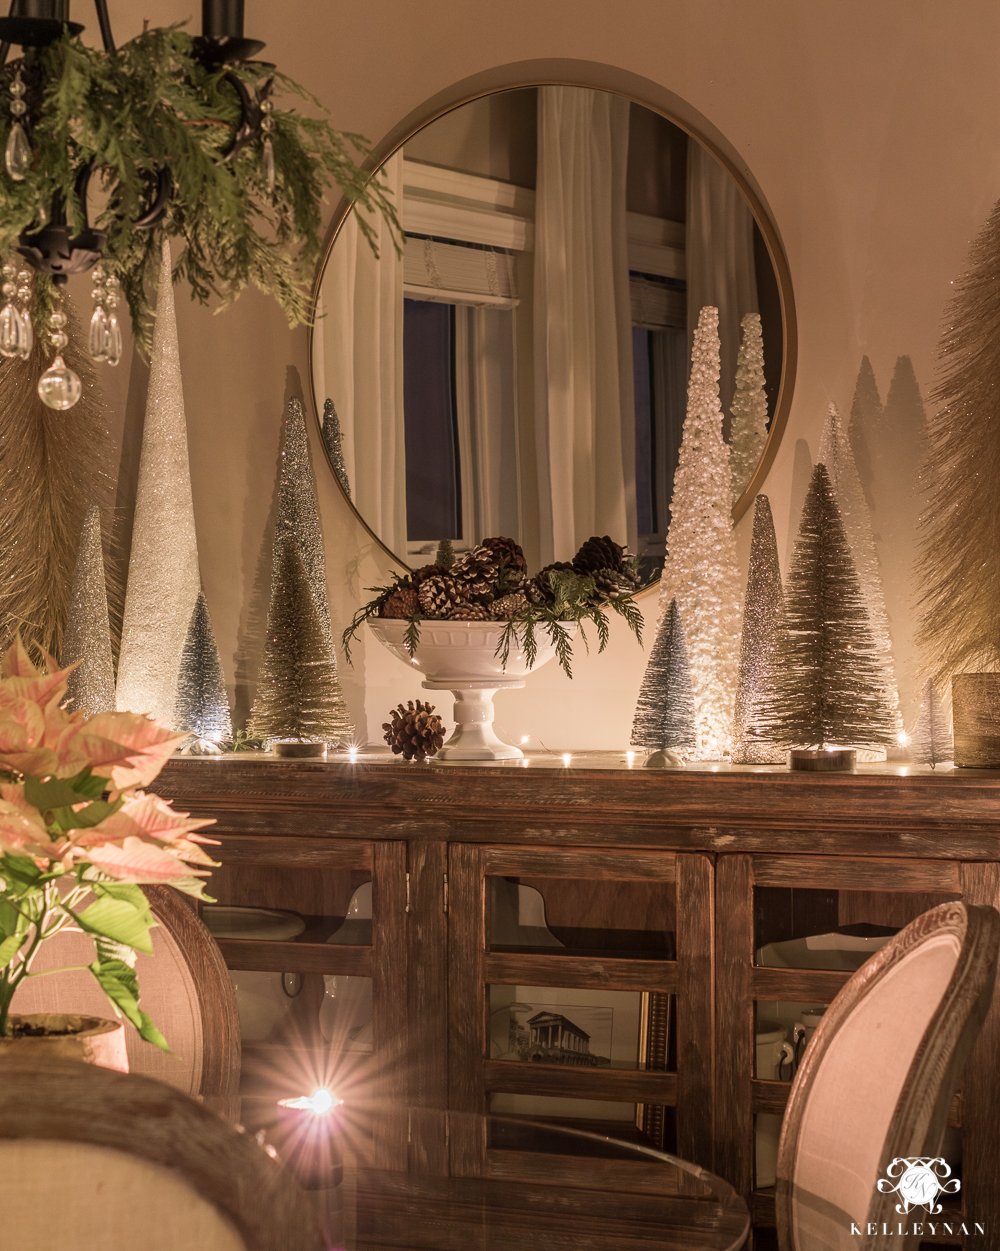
308,60,797,581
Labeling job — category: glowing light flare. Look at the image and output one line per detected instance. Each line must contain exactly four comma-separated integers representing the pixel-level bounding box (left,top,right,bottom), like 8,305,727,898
626,751,636,767
278,1088,343,1116
562,753,572,767
897,732,910,746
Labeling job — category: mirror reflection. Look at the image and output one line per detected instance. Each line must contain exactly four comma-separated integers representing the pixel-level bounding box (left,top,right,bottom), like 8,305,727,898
312,86,784,575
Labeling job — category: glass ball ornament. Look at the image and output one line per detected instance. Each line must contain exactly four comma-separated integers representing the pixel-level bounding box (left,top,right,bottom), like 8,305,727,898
37,356,82,410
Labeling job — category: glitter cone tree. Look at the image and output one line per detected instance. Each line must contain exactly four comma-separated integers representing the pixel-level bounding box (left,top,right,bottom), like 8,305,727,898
321,397,351,499
251,538,353,746
729,313,769,503
910,678,953,768
116,240,201,725
756,463,896,750
631,598,696,755
174,590,232,745
818,403,902,739
62,502,116,716
731,495,785,764
659,306,743,759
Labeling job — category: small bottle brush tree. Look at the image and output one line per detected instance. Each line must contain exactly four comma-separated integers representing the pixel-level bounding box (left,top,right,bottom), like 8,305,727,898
659,305,743,760
631,598,696,758
321,398,351,500
174,591,232,748
755,463,896,752
731,495,786,764
729,312,769,504
250,538,350,746
910,678,953,768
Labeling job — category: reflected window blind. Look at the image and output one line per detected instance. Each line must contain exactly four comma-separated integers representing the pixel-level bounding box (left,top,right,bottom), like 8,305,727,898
630,276,686,330
404,236,518,306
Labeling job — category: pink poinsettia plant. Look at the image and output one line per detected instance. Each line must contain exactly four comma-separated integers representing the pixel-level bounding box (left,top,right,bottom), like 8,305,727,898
0,640,217,1050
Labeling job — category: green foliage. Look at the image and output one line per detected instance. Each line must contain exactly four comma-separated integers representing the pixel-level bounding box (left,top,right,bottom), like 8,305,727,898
0,28,401,353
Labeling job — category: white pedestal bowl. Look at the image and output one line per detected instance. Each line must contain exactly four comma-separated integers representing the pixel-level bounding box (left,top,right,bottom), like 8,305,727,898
368,618,577,760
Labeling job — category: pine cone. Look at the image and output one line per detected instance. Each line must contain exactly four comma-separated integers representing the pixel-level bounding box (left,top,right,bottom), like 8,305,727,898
448,601,491,621
480,536,528,575
572,535,625,575
418,573,465,618
524,561,575,605
453,545,501,598
588,565,641,604
411,563,443,586
382,700,445,761
491,592,529,620
381,587,420,618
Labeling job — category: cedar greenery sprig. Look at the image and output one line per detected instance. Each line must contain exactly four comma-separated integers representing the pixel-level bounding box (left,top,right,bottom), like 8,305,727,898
0,27,401,354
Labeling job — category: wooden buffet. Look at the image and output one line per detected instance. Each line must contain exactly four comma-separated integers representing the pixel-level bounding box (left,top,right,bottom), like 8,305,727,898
157,752,1000,1248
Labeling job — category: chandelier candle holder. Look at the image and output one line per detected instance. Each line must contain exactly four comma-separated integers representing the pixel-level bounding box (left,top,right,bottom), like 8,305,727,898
0,0,399,408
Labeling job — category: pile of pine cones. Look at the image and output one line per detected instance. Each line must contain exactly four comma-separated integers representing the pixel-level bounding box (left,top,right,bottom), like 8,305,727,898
378,534,639,622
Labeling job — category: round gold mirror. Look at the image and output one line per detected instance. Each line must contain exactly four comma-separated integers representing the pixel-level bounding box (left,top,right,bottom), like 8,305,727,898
310,82,795,580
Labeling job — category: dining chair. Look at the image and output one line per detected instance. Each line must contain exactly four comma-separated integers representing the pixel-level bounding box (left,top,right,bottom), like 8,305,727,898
12,885,240,1102
0,1057,319,1251
775,900,999,1251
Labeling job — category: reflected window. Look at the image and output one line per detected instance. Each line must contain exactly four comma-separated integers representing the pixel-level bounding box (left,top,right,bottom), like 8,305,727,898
403,298,461,542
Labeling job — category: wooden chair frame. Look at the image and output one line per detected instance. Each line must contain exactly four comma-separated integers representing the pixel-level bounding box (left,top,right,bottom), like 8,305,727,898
775,902,999,1251
0,1057,319,1251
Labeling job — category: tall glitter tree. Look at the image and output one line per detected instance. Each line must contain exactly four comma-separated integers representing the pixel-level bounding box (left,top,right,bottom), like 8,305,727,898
817,403,902,740
174,590,232,748
728,313,769,504
910,678,953,769
847,355,882,513
756,463,896,751
631,598,696,756
250,538,352,746
658,305,743,759
273,396,353,745
321,397,351,500
116,240,201,725
917,197,1000,686
61,502,116,716
731,495,785,764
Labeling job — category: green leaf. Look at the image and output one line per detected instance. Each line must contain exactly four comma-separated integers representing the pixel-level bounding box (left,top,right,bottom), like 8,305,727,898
91,883,155,926
24,774,97,812
88,960,169,1053
74,897,155,954
59,769,107,800
92,957,139,1000
0,933,26,970
0,899,21,938
0,854,42,891
48,797,122,833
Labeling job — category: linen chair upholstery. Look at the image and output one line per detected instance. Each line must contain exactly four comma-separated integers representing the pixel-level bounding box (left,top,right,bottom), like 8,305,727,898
0,1058,319,1251
11,885,240,1098
776,901,999,1251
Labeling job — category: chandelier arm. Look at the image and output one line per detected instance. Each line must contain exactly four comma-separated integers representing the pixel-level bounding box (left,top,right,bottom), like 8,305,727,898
92,0,114,53
0,0,15,66
132,166,172,230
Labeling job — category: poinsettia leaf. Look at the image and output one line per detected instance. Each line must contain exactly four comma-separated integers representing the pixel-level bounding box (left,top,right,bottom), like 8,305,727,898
92,956,139,999
24,775,93,811
91,882,155,926
0,932,26,969
0,899,21,938
74,896,154,954
134,1010,170,1052
0,853,42,891
88,961,170,1053
94,937,138,972
48,798,122,833
59,769,107,800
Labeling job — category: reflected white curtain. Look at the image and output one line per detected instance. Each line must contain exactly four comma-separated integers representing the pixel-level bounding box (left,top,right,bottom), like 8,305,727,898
316,153,405,554
686,142,758,425
533,87,636,566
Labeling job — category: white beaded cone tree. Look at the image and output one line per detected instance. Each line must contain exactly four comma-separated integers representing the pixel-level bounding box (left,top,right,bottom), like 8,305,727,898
729,313,769,503
658,306,743,759
731,495,786,764
174,590,232,747
116,240,201,725
818,403,903,744
910,678,953,768
631,597,697,755
272,396,353,746
62,502,116,716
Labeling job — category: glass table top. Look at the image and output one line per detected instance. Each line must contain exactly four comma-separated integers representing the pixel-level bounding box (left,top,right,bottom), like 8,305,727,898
273,1110,750,1251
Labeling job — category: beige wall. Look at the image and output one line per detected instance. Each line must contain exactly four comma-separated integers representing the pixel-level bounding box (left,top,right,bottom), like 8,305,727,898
96,0,1000,748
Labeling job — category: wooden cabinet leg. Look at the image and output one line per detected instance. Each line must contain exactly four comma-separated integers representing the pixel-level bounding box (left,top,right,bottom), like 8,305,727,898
372,841,408,1171
676,851,715,1170
408,838,450,1176
448,843,487,1177
714,854,755,1199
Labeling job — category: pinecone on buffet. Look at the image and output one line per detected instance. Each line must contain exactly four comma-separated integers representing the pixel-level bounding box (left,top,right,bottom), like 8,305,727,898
524,561,575,605
480,536,528,576
448,601,491,621
381,586,420,618
572,535,641,603
411,563,443,586
382,700,445,760
453,545,501,599
491,592,529,620
418,573,465,618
